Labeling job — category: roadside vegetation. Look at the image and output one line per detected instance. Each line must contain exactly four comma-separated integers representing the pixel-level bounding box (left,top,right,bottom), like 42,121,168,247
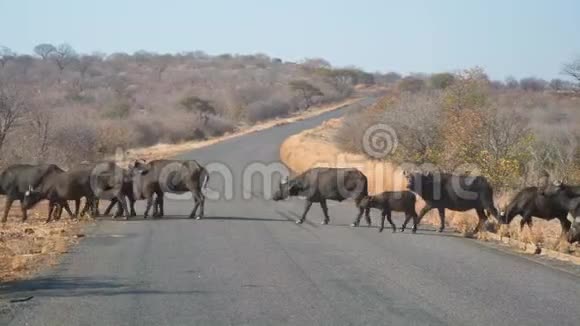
332,62,580,250
336,65,580,190
0,44,377,169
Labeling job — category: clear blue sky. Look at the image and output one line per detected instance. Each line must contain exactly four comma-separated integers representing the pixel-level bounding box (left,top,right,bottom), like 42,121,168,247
1,0,579,80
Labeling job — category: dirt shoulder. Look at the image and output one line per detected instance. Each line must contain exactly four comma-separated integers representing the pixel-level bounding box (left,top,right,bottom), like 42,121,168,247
0,202,86,282
280,118,580,263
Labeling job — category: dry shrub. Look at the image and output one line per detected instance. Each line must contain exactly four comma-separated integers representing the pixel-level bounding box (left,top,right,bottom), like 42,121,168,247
336,67,580,191
246,98,294,123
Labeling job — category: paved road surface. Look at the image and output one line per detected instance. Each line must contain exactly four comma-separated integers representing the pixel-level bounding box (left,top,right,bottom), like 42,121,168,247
2,98,579,325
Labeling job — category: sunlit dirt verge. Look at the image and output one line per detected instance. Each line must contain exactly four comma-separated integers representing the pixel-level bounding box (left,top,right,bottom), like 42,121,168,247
0,201,85,282
280,118,580,264
0,91,381,283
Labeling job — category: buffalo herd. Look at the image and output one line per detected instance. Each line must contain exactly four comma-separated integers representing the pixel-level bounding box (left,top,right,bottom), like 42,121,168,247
1,162,579,243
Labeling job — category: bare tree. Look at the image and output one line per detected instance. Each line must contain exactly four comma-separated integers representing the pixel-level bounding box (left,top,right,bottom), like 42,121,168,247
549,78,565,91
289,80,323,109
31,109,52,159
33,43,56,60
482,107,530,160
562,56,580,85
0,86,26,153
77,54,99,78
383,72,402,84
519,77,547,92
324,70,354,95
302,58,332,69
52,43,77,73
0,46,15,68
153,54,172,81
505,76,519,89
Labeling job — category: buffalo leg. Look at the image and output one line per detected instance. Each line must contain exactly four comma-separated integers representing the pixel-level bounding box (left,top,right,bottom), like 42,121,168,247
559,217,572,242
152,194,159,217
113,195,129,219
296,200,312,224
74,199,81,218
19,199,29,222
143,196,154,219
2,198,14,223
379,209,385,232
401,211,417,232
156,192,165,218
519,217,532,233
197,192,204,219
56,202,65,221
364,208,371,227
437,207,446,232
413,205,434,233
46,201,55,223
114,196,135,217
473,208,488,234
103,198,117,216
189,195,200,219
62,202,74,219
351,207,366,227
93,200,100,217
381,208,396,233
191,191,204,220
129,197,136,216
319,200,330,225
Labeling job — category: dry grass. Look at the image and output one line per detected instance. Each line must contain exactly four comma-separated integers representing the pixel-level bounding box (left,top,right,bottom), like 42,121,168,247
280,117,580,258
0,199,86,282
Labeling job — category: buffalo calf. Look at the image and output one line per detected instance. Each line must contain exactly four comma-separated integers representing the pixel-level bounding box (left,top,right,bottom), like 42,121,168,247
359,191,418,233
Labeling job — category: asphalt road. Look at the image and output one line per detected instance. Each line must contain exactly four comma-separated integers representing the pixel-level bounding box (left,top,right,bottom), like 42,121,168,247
2,98,580,326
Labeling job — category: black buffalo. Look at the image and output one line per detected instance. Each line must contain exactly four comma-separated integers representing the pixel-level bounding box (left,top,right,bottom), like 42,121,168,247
499,186,572,241
358,191,418,233
102,176,137,217
131,159,209,219
405,171,499,233
23,162,130,222
0,164,66,222
539,181,580,242
272,167,370,225
73,161,136,218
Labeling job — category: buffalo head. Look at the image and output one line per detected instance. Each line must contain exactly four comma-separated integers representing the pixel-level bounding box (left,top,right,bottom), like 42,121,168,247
22,184,43,210
404,170,435,196
540,180,564,197
357,196,374,209
130,159,149,176
272,176,303,201
498,207,512,224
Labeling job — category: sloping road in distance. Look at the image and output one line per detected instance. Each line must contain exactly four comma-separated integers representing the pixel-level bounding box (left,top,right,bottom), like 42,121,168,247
3,97,580,326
